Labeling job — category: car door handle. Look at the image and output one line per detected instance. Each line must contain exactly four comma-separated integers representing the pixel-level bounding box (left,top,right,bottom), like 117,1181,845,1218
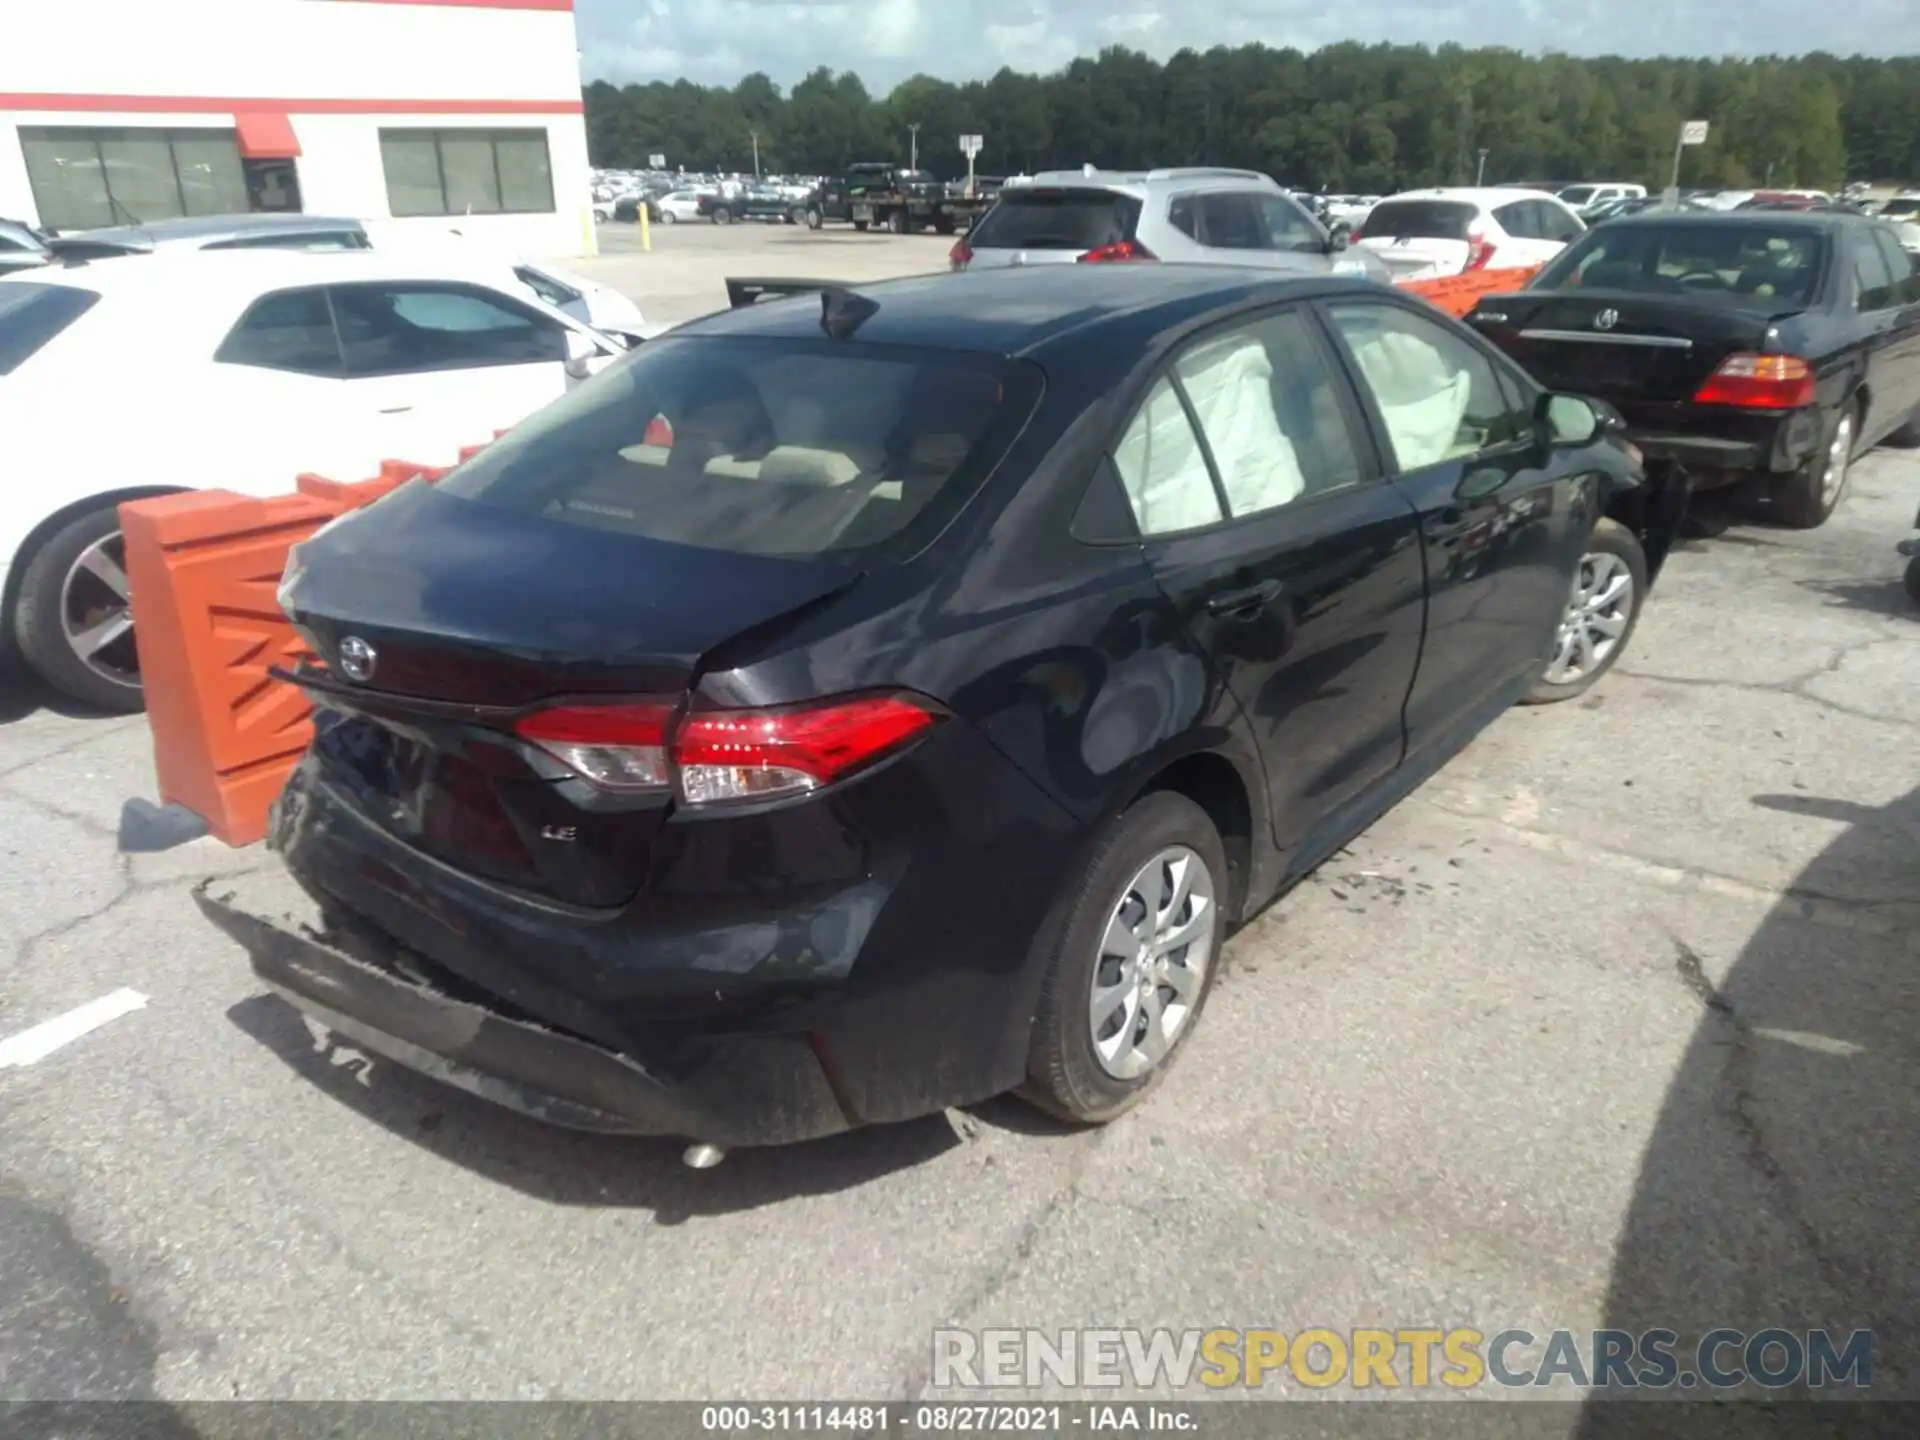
1204,579,1283,617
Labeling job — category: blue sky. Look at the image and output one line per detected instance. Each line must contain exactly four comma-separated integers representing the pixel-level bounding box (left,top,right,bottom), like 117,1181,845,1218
574,0,1920,90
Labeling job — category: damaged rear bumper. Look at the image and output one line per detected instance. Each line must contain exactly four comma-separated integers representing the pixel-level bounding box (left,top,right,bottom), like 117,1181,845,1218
195,870,853,1148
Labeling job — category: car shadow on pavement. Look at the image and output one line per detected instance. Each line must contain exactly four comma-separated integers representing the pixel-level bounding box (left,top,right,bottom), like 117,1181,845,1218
1576,787,1919,1437
225,993,972,1221
0,659,117,724
1793,576,1917,619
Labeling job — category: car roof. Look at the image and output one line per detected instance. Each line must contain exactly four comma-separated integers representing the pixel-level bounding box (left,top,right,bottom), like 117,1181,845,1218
1377,187,1565,207
52,213,367,250
673,266,1378,359
2,247,539,300
1597,209,1860,233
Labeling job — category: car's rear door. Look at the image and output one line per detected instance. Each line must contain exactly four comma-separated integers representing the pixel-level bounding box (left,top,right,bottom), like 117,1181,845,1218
1320,295,1585,757
1862,226,1920,439
1112,305,1427,860
328,279,595,461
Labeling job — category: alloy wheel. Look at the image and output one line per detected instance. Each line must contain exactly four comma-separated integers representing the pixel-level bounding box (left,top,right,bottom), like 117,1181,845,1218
61,530,141,691
1545,550,1634,686
1821,412,1854,507
1089,845,1217,1080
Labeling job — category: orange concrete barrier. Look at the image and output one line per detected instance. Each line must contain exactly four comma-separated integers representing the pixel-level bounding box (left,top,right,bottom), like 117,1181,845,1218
122,451,481,848
1399,265,1540,317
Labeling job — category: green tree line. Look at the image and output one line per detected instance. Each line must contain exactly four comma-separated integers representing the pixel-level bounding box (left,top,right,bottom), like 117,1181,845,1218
585,44,1920,192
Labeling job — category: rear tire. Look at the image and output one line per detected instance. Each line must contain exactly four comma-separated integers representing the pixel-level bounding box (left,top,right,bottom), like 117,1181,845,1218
658,209,677,226
806,206,823,230
13,503,147,713
886,210,907,235
1524,518,1647,705
852,219,869,232
1770,402,1855,529
1021,792,1227,1124
711,206,732,225
934,216,956,235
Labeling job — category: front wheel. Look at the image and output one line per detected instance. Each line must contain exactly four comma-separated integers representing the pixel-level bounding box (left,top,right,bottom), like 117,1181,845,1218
1021,791,1227,1124
852,219,869,232
13,503,147,712
886,209,908,235
934,216,956,235
1524,518,1647,705
1770,403,1855,529
805,206,824,230
658,208,677,225
711,206,732,225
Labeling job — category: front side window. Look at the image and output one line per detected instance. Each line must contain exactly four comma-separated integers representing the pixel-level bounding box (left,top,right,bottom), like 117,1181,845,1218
1325,303,1527,471
329,283,567,377
20,126,247,230
378,129,555,217
436,337,1031,560
1171,310,1365,518
0,283,101,376
1257,194,1327,253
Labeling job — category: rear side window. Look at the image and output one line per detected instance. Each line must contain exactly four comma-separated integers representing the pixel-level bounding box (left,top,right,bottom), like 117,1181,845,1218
514,264,580,308
214,287,343,376
1358,201,1476,241
1852,232,1897,310
1871,227,1918,302
437,337,1037,560
329,282,567,377
0,282,100,375
202,229,370,252
1493,201,1538,239
969,189,1140,251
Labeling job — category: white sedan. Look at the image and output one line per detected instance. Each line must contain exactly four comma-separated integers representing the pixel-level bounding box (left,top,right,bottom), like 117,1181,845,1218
0,250,628,709
654,191,708,225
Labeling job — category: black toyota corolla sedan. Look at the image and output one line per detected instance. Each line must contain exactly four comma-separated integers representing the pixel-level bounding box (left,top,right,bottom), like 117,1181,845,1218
201,265,1674,1161
1464,210,1920,528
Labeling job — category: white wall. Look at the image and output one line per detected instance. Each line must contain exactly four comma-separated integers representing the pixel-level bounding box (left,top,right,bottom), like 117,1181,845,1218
0,0,595,256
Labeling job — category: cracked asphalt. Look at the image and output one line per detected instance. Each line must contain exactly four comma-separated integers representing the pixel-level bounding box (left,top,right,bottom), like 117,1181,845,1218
1,228,1916,1417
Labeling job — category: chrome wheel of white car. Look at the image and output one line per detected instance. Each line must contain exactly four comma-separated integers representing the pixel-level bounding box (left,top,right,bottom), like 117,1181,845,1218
659,209,677,225
1089,844,1217,1081
14,502,150,711
61,532,140,691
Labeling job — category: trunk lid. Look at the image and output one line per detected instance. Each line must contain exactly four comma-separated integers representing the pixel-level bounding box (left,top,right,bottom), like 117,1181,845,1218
280,482,857,908
1358,236,1468,279
1470,289,1797,407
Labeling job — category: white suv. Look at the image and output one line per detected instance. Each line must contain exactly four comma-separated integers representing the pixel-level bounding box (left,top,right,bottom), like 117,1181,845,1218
953,167,1390,283
1354,187,1586,281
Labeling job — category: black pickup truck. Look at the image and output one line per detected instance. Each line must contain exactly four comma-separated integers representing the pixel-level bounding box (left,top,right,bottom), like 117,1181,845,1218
801,163,979,235
702,187,797,225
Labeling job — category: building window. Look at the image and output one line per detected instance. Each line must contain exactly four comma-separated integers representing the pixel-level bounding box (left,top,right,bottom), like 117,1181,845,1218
378,129,555,217
20,127,248,231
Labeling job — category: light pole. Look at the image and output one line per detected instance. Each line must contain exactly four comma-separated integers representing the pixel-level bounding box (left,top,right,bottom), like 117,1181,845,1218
1475,148,1489,185
750,130,760,178
908,122,920,171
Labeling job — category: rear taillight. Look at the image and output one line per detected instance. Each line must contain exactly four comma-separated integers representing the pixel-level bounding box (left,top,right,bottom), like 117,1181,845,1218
949,236,972,270
1463,229,1497,271
1692,354,1816,409
1077,239,1155,263
677,695,937,804
514,701,673,792
514,693,939,806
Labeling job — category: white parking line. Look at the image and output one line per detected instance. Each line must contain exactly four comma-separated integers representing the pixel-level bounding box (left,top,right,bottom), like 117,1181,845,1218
0,989,148,1069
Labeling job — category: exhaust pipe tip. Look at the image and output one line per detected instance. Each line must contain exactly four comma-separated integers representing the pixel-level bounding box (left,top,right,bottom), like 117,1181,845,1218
681,1142,728,1170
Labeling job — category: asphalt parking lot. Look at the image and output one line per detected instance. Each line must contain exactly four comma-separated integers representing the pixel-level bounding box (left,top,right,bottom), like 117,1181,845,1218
1,223,1916,1415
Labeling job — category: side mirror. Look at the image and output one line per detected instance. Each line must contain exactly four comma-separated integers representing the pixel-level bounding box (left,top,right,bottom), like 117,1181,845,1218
1538,391,1600,446
562,329,601,381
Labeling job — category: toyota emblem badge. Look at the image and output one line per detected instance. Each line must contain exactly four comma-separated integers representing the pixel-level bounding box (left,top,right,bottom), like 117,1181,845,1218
337,635,377,683
1594,308,1619,331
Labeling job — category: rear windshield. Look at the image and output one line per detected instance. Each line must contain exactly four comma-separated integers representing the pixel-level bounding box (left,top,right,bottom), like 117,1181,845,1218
1559,187,1597,206
0,282,100,375
1535,224,1827,306
437,336,1038,560
1357,201,1476,242
969,189,1141,251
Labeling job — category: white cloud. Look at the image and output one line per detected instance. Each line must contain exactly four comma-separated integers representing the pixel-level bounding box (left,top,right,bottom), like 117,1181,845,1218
574,0,1920,91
